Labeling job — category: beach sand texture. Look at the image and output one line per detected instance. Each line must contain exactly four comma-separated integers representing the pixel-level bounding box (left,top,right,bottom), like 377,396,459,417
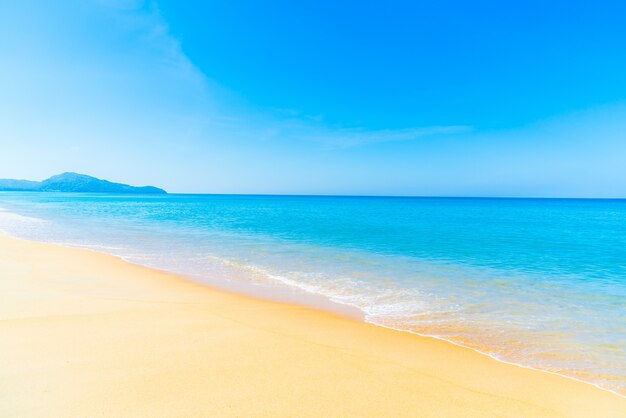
1,233,625,417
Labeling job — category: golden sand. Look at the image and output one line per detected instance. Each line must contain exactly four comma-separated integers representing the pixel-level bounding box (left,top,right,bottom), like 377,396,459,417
1,233,625,417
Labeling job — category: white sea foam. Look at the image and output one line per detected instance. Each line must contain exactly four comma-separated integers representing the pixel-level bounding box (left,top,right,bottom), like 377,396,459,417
0,207,47,223
183,252,626,397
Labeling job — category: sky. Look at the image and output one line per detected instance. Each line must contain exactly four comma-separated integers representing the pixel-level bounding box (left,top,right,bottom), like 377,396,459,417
1,0,626,197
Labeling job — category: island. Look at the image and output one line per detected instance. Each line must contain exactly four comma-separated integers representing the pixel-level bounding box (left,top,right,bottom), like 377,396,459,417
0,172,166,194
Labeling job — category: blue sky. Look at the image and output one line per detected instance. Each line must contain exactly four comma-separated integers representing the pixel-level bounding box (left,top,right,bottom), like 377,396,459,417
1,0,626,196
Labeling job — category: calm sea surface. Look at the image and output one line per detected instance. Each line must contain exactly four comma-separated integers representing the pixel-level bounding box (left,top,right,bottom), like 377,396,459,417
1,192,625,394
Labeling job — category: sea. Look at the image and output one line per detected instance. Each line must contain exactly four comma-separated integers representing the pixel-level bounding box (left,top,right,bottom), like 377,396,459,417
0,192,624,395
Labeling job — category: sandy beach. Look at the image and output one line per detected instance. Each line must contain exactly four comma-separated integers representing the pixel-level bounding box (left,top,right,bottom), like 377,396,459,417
0,233,624,417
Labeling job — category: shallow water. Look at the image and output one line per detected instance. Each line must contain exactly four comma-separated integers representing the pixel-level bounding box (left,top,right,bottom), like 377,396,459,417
1,192,625,394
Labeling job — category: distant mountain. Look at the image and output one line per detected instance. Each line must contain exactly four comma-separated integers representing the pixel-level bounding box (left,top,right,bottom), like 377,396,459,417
0,179,40,191
0,172,166,194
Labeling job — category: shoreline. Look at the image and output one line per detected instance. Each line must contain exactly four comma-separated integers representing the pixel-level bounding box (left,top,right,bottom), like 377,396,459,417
2,203,625,397
1,232,625,416
6,227,625,399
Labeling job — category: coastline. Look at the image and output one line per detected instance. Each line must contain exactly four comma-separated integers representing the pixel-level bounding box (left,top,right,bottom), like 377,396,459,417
1,232,625,417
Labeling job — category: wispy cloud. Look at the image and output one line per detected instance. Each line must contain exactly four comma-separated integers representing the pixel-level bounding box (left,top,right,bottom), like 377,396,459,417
301,125,472,147
88,3,473,150
255,117,472,148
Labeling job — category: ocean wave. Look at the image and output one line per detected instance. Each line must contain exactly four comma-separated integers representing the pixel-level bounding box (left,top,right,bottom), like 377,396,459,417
0,207,47,223
194,252,626,396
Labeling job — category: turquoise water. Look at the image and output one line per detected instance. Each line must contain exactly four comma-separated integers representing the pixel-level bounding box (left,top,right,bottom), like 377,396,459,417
1,192,625,394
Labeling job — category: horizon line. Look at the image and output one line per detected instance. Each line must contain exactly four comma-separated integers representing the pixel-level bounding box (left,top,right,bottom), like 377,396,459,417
146,192,626,200
2,190,626,200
